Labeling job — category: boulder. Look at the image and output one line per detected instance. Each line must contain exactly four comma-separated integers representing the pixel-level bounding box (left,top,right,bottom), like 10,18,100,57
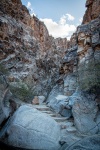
47,92,71,118
38,95,45,104
32,96,39,105
54,97,72,118
32,96,45,105
64,74,77,96
6,105,61,150
60,135,100,150
72,91,99,135
47,84,64,105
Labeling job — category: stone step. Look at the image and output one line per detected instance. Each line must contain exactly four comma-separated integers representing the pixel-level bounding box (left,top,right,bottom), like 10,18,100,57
53,117,68,122
36,107,51,111
41,110,54,114
66,126,77,133
32,105,51,111
49,114,58,117
42,110,61,117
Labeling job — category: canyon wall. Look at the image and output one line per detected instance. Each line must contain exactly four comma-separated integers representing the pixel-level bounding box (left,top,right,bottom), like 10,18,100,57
47,0,100,135
82,0,100,24
0,0,68,100
60,0,100,96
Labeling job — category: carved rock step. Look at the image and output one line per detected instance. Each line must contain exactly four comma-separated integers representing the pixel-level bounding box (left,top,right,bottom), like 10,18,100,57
32,104,51,111
66,126,77,133
41,110,55,114
53,117,68,122
58,121,74,129
31,104,72,123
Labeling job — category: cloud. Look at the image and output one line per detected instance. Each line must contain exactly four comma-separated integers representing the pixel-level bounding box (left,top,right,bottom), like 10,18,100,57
27,1,36,16
59,15,67,25
59,14,75,25
40,15,76,40
79,18,83,23
66,14,75,21
27,2,31,8
26,3,76,40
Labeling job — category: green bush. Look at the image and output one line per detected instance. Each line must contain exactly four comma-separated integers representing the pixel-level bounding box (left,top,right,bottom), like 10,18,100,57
78,60,100,93
0,64,9,75
10,82,33,102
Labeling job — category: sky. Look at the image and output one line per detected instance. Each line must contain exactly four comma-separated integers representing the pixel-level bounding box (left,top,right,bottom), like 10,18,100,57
21,0,86,40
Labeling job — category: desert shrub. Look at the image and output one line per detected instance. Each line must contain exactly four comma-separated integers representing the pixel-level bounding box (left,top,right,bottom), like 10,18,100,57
10,82,34,102
0,64,9,75
78,60,100,93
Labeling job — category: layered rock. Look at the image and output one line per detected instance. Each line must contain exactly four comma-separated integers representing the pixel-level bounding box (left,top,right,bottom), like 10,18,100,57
0,0,68,99
59,0,100,96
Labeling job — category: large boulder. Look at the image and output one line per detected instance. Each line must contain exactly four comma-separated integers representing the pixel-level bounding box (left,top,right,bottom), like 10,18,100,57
6,105,61,150
32,95,45,105
47,93,71,118
60,135,100,150
72,91,99,135
52,95,72,118
47,84,71,118
64,74,77,96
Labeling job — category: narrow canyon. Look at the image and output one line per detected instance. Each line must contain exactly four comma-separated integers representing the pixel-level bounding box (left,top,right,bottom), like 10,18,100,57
0,0,100,149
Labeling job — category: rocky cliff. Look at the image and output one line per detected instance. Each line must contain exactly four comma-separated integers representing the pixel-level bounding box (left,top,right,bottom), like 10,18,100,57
0,0,68,101
82,0,100,24
47,0,100,135
58,0,100,94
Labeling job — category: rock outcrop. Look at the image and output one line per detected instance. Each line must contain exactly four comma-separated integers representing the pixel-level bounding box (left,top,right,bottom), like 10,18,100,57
6,105,61,150
82,0,100,24
72,91,99,134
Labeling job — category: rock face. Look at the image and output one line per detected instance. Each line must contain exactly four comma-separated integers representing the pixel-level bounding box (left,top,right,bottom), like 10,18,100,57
48,0,100,134
6,105,61,150
82,0,100,24
0,0,68,99
72,91,99,134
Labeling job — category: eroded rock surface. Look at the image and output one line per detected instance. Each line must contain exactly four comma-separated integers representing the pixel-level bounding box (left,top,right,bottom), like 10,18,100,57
0,0,68,99
6,105,61,150
72,91,99,135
